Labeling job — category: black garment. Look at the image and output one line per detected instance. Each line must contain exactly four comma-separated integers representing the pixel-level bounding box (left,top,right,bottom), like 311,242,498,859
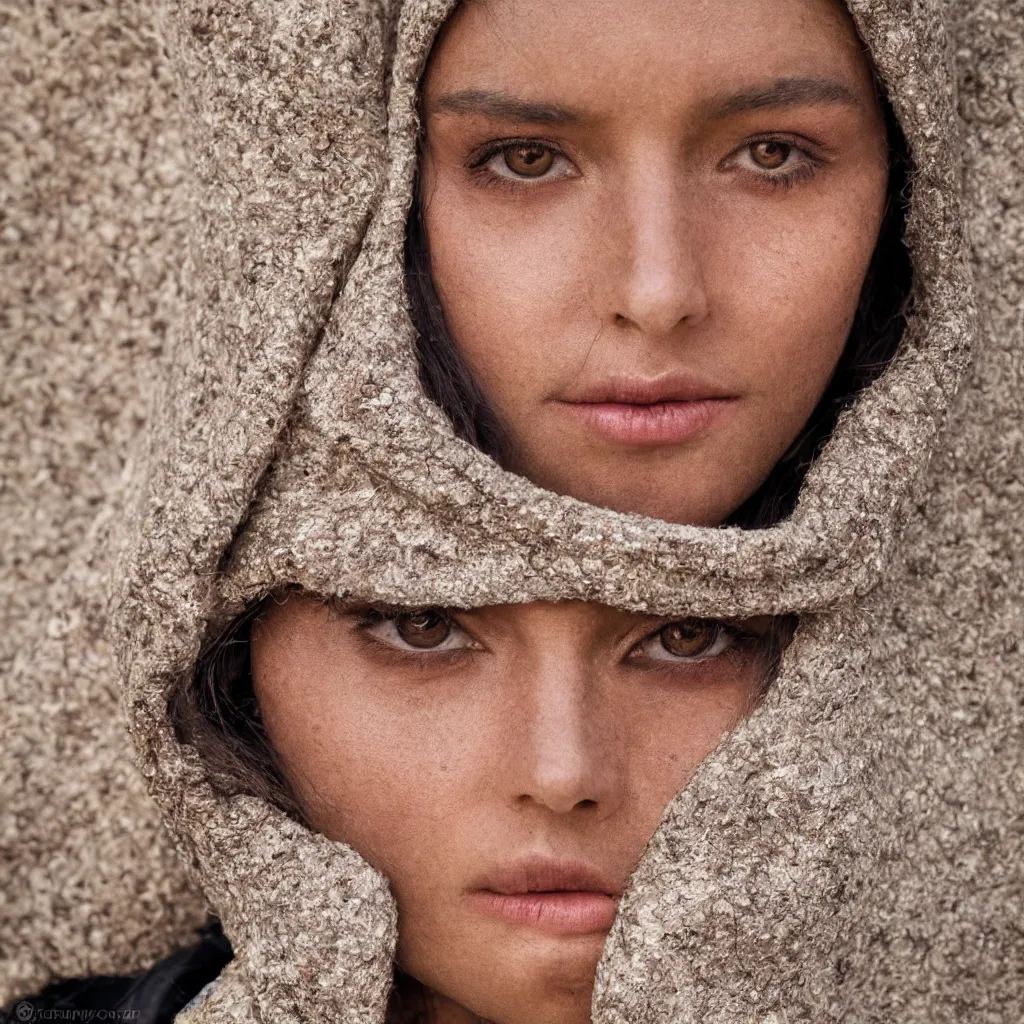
2,923,232,1024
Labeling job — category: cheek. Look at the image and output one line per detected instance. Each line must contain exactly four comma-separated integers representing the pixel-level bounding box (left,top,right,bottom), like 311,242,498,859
632,663,763,804
261,672,491,879
706,180,885,402
424,177,596,398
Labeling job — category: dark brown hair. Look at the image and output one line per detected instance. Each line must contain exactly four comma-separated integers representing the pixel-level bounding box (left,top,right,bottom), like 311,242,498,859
169,598,304,819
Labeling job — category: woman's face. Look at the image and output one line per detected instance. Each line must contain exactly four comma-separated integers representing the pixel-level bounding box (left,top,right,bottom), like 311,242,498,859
253,595,773,1024
420,0,889,525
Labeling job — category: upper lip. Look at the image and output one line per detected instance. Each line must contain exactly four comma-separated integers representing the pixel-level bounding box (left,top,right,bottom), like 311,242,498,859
471,856,623,897
559,372,737,406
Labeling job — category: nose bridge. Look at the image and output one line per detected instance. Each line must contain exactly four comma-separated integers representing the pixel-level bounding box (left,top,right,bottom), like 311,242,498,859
512,647,621,816
602,152,708,335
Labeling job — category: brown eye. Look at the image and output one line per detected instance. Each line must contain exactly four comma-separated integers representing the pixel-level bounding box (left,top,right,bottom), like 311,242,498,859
503,144,555,177
749,141,791,170
394,610,452,649
659,620,719,658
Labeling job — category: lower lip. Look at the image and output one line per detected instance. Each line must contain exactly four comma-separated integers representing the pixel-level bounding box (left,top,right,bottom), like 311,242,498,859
561,398,734,446
470,891,618,936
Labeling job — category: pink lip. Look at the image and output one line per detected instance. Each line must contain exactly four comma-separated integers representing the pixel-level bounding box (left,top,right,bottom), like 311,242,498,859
470,891,618,935
468,857,622,937
557,373,737,446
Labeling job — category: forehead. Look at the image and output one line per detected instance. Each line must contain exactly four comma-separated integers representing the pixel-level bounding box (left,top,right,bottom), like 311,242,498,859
425,0,874,112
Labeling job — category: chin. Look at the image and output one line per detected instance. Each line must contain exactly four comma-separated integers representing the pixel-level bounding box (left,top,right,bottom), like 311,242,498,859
495,940,603,1024
520,448,747,526
472,986,593,1024
510,993,593,1024
576,475,736,527
439,937,603,1024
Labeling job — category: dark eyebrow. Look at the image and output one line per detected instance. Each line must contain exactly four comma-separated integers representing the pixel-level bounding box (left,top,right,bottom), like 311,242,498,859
431,77,859,128
431,89,584,126
707,76,861,118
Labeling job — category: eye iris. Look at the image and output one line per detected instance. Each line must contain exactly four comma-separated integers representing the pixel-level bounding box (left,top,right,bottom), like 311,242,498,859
504,145,554,177
660,620,717,658
751,141,790,170
395,611,451,649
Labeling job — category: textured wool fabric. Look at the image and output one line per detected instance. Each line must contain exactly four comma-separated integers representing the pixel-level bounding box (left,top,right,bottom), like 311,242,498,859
1,0,207,999
3,0,1022,1020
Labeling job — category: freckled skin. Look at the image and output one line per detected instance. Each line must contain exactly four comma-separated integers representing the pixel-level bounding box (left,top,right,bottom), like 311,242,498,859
254,598,770,1024
257,1,889,1021
420,0,888,526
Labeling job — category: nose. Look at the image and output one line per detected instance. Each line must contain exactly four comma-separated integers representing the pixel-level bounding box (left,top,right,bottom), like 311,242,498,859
599,164,709,338
511,660,622,817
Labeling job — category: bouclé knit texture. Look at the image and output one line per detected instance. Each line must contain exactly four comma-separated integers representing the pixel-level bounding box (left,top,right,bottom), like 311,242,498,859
3,0,1021,1020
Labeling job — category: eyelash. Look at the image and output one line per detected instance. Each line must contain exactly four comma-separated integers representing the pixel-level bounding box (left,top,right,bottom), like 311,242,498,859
354,609,761,669
467,137,574,191
466,135,824,191
353,610,477,667
627,620,761,666
728,134,824,189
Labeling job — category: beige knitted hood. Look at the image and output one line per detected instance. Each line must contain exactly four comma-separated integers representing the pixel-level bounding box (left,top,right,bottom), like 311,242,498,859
4,0,1022,1019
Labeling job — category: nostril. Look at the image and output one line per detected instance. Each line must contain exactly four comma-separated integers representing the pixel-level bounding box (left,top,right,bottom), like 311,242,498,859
515,794,602,811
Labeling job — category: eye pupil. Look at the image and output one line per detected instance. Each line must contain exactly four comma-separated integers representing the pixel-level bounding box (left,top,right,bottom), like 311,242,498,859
396,610,451,649
504,145,555,177
660,620,717,658
751,141,790,169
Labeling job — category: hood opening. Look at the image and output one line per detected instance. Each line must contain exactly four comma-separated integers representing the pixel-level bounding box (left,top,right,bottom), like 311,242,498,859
405,85,915,531
168,584,799,1021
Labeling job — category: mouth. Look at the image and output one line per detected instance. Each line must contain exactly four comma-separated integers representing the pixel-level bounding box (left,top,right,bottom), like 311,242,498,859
468,857,622,937
556,373,737,447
